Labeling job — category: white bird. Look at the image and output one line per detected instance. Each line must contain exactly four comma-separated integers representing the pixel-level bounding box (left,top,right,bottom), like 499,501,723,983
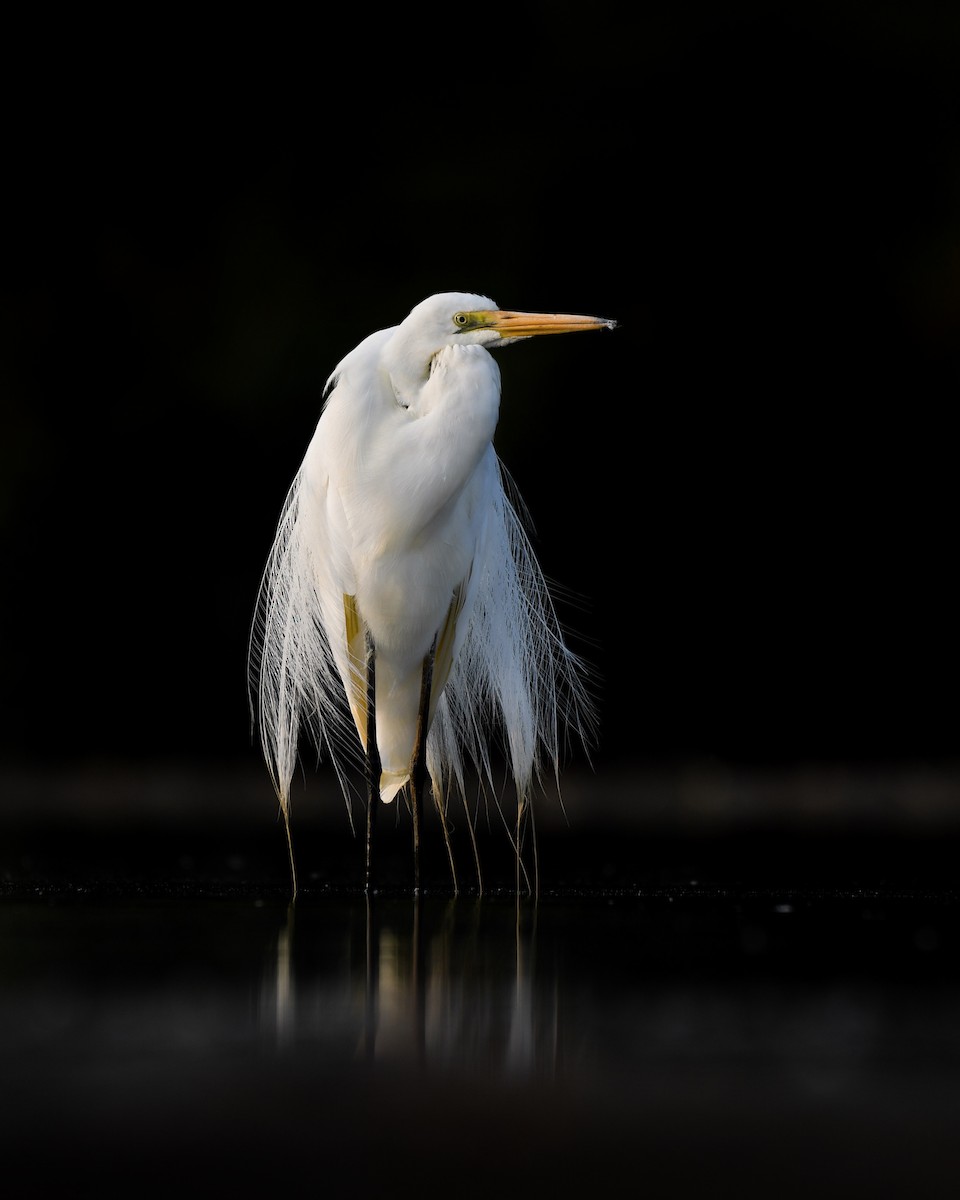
249,292,615,897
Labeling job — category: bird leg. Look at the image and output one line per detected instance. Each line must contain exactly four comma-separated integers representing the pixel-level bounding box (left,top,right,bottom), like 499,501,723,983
364,628,381,894
410,633,438,894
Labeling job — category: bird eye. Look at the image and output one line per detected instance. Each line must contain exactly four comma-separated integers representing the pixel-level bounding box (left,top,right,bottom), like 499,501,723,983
453,312,469,327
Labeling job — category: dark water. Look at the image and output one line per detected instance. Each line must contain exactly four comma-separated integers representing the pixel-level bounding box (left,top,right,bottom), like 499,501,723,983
3,820,960,1197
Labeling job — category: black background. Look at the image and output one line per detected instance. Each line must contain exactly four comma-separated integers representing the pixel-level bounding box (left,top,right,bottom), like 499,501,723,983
3,4,959,814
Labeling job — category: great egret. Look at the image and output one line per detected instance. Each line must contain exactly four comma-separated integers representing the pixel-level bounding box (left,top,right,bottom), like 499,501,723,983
249,292,616,897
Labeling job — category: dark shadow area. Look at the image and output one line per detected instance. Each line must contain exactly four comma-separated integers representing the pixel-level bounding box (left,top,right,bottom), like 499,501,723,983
3,822,960,1197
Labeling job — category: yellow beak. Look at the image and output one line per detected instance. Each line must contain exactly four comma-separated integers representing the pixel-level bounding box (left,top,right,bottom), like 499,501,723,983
484,309,616,338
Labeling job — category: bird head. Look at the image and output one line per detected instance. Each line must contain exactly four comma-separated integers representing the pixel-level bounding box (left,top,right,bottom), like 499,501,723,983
402,292,617,352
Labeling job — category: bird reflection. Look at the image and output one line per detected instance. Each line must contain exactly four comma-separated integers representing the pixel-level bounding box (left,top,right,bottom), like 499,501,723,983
273,903,296,1048
262,896,553,1079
